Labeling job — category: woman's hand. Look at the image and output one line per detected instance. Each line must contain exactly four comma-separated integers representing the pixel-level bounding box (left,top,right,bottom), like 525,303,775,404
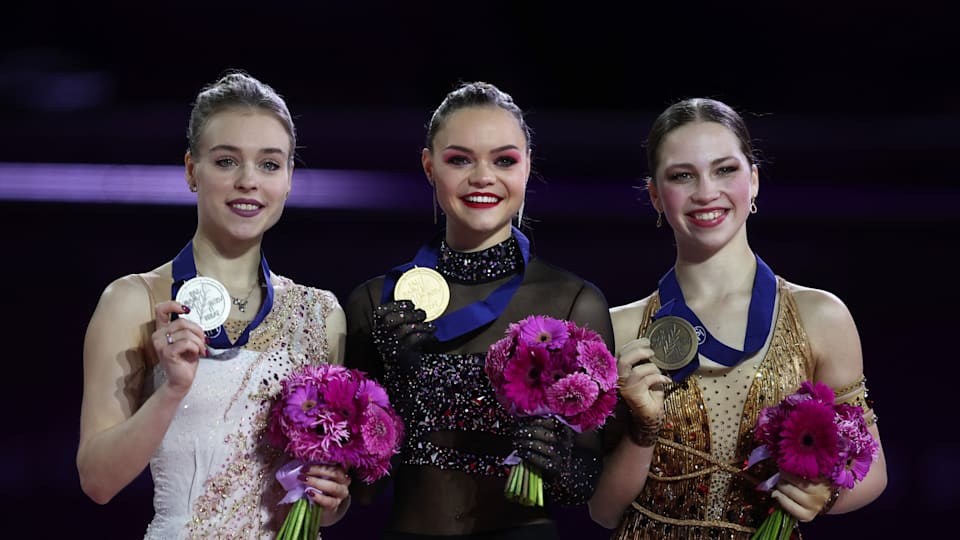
772,471,836,522
372,300,436,366
151,301,206,396
617,338,672,444
301,464,352,516
512,416,574,479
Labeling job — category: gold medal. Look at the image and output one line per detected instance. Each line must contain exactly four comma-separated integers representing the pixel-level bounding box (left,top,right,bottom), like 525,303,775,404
394,267,450,322
644,316,698,371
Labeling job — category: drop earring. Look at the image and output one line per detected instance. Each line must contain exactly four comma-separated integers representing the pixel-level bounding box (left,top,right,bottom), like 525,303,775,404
656,211,663,228
750,197,758,214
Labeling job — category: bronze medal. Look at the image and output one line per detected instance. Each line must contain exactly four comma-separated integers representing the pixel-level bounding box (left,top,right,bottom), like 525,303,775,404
394,266,450,322
644,316,698,371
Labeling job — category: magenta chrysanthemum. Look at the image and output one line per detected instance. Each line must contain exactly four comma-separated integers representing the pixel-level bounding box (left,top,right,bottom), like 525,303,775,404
569,388,618,432
755,403,788,448
545,373,598,417
517,315,568,350
361,404,402,458
576,340,618,391
776,400,841,479
830,404,879,488
485,335,514,389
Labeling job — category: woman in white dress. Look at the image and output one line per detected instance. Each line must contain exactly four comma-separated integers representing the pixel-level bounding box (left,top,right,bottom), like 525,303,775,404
77,70,352,539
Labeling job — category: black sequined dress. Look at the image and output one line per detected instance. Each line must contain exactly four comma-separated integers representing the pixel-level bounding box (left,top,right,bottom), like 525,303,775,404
345,235,614,537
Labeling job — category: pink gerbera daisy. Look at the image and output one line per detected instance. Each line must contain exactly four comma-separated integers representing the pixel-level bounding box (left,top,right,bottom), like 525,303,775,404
358,377,390,409
518,315,568,350
284,383,322,428
323,376,362,425
503,343,551,413
776,400,841,479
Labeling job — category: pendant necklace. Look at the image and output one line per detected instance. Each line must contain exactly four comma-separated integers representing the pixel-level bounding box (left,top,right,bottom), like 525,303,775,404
231,280,261,313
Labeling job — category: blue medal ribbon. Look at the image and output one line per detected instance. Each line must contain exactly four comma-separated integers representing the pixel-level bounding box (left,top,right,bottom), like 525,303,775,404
381,226,530,342
171,240,274,349
654,254,777,382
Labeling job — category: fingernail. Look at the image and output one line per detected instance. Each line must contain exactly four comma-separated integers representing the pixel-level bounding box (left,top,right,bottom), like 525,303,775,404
298,474,307,482
182,305,191,314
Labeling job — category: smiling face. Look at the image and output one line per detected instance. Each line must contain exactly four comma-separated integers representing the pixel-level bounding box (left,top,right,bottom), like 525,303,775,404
649,121,758,257
422,105,530,251
185,107,293,246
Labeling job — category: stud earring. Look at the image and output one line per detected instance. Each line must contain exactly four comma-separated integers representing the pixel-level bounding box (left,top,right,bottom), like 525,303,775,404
189,184,198,193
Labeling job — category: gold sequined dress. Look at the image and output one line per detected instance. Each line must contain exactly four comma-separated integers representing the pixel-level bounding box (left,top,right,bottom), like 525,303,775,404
143,278,339,540
613,278,815,540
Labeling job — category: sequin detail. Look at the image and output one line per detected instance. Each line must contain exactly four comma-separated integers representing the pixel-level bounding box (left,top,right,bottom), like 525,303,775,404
144,278,338,540
437,236,521,283
385,351,515,477
613,278,815,540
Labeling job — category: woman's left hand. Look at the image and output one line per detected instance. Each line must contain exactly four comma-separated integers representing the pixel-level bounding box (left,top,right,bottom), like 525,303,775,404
512,416,574,479
771,471,835,522
300,464,352,514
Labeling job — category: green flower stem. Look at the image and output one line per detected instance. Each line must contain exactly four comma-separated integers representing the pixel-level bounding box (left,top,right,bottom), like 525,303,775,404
288,498,306,540
309,505,323,540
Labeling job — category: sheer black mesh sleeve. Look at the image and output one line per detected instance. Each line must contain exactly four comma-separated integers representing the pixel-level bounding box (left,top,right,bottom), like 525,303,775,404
544,277,612,506
343,277,385,382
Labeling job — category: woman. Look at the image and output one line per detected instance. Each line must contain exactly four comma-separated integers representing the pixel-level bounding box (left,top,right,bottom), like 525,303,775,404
588,98,887,538
344,81,614,539
77,71,352,538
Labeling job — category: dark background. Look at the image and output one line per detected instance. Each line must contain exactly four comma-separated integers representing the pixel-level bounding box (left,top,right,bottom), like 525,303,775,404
2,1,956,538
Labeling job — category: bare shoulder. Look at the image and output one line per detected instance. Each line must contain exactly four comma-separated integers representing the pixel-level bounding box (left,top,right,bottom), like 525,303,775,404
783,280,856,328
90,264,169,337
783,280,863,383
610,292,656,353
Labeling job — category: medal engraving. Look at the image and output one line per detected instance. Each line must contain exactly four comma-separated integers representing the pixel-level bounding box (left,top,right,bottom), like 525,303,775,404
394,267,450,322
175,276,231,332
644,316,698,371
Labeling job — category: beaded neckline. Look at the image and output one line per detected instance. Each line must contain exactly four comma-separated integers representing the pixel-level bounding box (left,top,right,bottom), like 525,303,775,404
437,236,522,284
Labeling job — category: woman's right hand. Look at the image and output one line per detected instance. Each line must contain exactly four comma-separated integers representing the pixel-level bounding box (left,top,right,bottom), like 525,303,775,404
371,300,436,365
617,337,671,421
151,301,206,396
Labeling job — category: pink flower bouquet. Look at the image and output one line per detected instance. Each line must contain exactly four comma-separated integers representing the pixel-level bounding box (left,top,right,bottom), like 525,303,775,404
267,364,404,540
485,315,617,506
744,381,879,540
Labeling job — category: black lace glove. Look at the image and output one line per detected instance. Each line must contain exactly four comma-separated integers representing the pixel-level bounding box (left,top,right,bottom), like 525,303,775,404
371,300,436,368
512,416,601,506
512,416,573,480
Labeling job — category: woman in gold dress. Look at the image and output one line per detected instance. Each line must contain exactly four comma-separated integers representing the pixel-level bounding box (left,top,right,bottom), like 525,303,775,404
588,98,887,539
